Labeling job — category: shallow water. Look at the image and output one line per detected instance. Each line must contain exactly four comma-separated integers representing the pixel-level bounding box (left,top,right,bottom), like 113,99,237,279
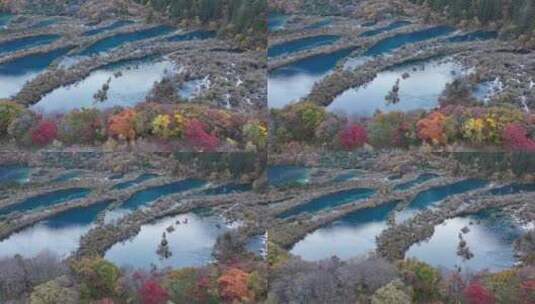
0,165,30,185
395,179,488,222
268,47,356,108
278,187,376,219
268,165,311,188
291,201,398,261
105,211,229,269
104,179,206,223
406,210,525,272
487,183,535,195
0,199,111,259
268,35,340,58
0,47,73,98
83,20,135,36
0,13,12,28
0,34,60,55
166,30,216,42
31,58,177,114
0,187,91,216
269,13,289,32
328,59,466,117
79,25,175,56
304,18,332,30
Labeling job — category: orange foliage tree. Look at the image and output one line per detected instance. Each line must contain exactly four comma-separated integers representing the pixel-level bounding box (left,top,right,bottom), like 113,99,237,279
108,109,137,141
217,268,252,303
417,112,448,145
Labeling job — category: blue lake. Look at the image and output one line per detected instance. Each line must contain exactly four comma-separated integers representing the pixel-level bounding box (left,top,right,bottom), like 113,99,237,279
104,179,206,223
0,187,91,216
105,211,229,269
268,47,356,108
268,35,340,58
83,20,135,36
0,34,60,55
395,179,489,222
291,201,399,261
0,199,112,259
278,187,376,219
0,13,12,28
268,26,455,109
407,209,525,272
0,165,30,185
328,59,466,117
31,58,177,114
268,165,311,188
359,21,411,37
0,47,73,98
79,25,175,56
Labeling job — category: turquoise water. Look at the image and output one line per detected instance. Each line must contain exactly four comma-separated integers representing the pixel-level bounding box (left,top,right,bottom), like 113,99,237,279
268,26,454,108
112,173,159,190
328,59,465,117
268,47,356,108
0,34,60,55
0,47,73,98
104,179,206,222
0,165,30,185
364,26,454,57
268,35,340,58
201,183,252,195
487,183,535,195
79,25,175,56
446,31,497,43
291,201,399,261
105,211,229,269
166,30,216,42
269,13,289,32
395,179,489,222
394,173,439,191
407,210,525,272
0,199,112,259
83,20,135,36
31,58,177,114
268,165,311,188
0,188,91,216
0,13,12,28
278,187,376,219
359,21,411,37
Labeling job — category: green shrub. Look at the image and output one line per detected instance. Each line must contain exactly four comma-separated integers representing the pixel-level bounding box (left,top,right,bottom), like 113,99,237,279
0,101,24,137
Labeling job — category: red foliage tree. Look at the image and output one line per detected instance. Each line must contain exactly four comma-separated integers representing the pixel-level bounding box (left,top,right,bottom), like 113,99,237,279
521,280,535,303
503,123,535,152
217,268,251,303
139,280,169,304
31,119,57,146
185,119,219,151
339,124,368,150
464,281,495,304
